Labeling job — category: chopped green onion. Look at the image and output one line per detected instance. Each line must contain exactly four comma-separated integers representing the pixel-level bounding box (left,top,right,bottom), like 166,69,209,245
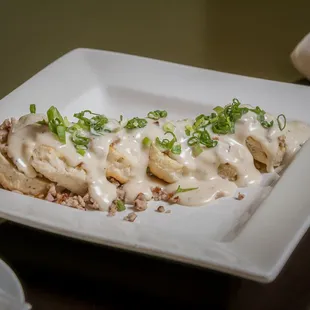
73,110,95,131
67,123,82,133
249,106,274,129
190,98,273,136
63,116,71,127
261,119,274,128
69,126,90,156
73,110,109,135
147,110,167,120
116,200,126,212
211,115,233,134
142,137,152,147
185,125,193,136
75,145,87,156
188,135,199,146
45,106,67,143
175,185,199,194
213,106,224,114
71,131,90,146
187,128,217,151
90,115,110,135
77,119,90,131
277,114,286,131
37,120,47,125
199,130,218,147
156,131,181,154
193,114,209,130
56,126,66,143
125,117,147,129
209,98,247,134
155,137,173,151
210,99,247,134
30,104,36,114
163,122,175,132
192,144,203,157
171,144,181,155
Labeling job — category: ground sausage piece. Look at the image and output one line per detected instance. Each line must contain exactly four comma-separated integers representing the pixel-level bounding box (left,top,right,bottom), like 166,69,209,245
151,187,163,201
151,187,174,202
169,195,180,204
133,193,148,211
116,186,126,201
236,192,245,200
108,201,117,217
55,191,100,211
156,206,165,213
124,212,137,222
151,187,180,204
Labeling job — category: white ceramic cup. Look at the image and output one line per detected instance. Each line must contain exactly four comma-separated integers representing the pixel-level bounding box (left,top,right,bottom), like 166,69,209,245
0,258,29,309
291,32,310,80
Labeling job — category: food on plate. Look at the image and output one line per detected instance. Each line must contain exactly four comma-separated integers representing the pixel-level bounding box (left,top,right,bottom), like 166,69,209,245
148,143,183,183
0,100,309,217
0,151,51,196
106,146,132,184
31,144,88,195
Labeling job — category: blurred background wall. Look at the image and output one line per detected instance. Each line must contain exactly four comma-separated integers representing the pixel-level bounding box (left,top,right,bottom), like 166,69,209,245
1,0,309,99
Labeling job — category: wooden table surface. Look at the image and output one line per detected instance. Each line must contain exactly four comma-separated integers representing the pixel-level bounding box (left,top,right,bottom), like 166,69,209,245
0,221,309,310
0,80,309,310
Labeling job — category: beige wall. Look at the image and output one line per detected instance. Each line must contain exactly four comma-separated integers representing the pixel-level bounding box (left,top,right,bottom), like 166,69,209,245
1,0,309,99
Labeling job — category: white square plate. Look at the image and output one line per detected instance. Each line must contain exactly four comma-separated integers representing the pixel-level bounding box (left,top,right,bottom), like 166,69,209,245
1,49,310,282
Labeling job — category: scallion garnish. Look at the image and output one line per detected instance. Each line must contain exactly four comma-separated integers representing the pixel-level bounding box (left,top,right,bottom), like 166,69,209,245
45,106,67,143
63,116,71,127
192,144,203,157
73,110,94,131
171,144,181,154
163,122,175,132
211,99,248,134
56,125,66,143
185,125,193,136
125,117,147,129
30,104,36,114
193,114,209,130
188,99,278,147
142,137,152,147
187,128,218,151
71,130,90,146
147,110,167,120
191,99,248,136
73,110,109,135
156,131,181,155
213,106,224,114
249,106,274,128
68,124,90,156
277,114,286,131
175,185,198,194
91,116,111,135
75,145,88,156
116,200,126,212
67,123,82,133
